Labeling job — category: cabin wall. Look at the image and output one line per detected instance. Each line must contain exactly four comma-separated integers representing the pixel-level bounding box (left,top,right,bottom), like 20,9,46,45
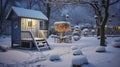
21,18,39,37
21,18,48,39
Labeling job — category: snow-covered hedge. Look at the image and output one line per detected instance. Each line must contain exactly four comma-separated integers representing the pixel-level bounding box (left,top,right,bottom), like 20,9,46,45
71,46,78,50
73,49,83,55
112,42,120,48
73,36,80,41
96,46,106,52
49,54,61,61
114,38,120,42
112,38,120,48
72,55,88,67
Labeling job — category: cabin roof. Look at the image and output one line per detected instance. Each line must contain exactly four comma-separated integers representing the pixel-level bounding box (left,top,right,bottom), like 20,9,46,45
6,6,48,20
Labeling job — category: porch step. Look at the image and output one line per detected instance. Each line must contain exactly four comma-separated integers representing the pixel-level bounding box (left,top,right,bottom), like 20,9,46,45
21,31,51,51
35,40,51,51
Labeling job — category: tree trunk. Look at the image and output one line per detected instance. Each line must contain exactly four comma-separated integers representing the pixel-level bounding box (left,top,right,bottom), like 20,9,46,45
100,25,106,46
46,3,51,37
0,0,9,35
100,0,109,46
96,26,100,36
0,0,2,35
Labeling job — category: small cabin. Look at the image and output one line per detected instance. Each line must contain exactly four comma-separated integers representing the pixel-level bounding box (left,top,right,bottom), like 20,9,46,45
6,7,50,50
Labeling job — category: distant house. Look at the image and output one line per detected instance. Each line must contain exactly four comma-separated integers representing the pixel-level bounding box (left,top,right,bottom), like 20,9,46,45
6,6,50,50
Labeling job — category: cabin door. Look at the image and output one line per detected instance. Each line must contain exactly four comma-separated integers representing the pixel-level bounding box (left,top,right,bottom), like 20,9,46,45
12,20,21,44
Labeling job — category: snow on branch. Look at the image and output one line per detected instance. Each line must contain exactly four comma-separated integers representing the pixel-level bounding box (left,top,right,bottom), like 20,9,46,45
109,0,120,5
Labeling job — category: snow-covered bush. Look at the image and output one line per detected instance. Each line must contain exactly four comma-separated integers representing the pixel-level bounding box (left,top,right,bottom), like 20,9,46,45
112,42,120,48
114,38,120,42
0,45,7,52
112,39,120,48
112,41,120,48
96,46,106,52
97,36,100,39
72,55,88,67
72,26,81,36
97,36,107,39
71,46,78,50
73,31,79,34
73,49,83,55
49,54,61,61
73,36,80,41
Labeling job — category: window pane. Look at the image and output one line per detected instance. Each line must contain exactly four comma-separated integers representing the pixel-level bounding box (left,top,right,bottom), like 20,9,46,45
40,21,43,30
40,21,47,30
28,21,32,27
44,22,47,30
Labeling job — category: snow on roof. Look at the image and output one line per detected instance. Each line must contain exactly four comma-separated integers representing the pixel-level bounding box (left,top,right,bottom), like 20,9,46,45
54,21,70,25
7,6,48,20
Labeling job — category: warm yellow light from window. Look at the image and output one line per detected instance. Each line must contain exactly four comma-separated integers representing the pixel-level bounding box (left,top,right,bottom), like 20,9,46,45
26,18,37,28
27,19,32,22
118,26,120,30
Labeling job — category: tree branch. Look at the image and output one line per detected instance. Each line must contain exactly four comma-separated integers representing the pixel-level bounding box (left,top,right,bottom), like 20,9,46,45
109,0,120,5
102,0,109,25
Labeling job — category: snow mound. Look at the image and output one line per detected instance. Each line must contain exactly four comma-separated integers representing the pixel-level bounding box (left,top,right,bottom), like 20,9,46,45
111,38,120,48
73,49,83,55
71,46,78,50
73,36,80,41
97,36,107,39
72,55,88,67
73,31,79,34
96,46,106,52
4,64,22,67
0,45,7,52
112,42,120,48
49,54,61,61
114,38,120,42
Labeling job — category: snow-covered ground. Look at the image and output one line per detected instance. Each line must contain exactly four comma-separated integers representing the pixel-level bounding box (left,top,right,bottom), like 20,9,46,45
0,35,120,67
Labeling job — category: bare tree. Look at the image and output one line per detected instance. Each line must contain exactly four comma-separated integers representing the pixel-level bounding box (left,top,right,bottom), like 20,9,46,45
77,0,120,46
36,0,67,35
27,0,38,9
0,0,9,35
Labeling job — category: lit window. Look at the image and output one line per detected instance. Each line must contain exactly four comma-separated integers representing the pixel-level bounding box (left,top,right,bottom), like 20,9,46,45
118,26,120,30
28,21,32,27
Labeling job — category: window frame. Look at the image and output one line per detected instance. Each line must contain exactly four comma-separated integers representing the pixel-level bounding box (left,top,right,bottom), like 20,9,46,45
40,20,47,30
